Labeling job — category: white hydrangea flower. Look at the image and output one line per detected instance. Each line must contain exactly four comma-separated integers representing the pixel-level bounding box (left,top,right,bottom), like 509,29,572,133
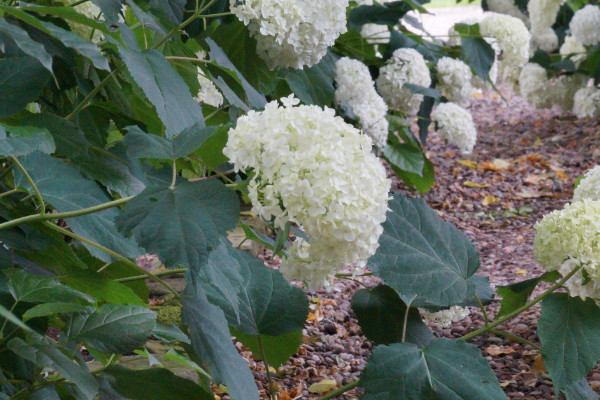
230,0,348,69
569,5,600,46
431,102,477,155
196,73,223,107
376,48,431,113
223,96,391,289
423,306,470,329
335,57,389,147
436,57,473,104
573,87,600,119
361,24,390,44
534,200,600,302
487,0,528,24
549,74,587,111
57,0,103,42
560,36,586,66
574,165,600,201
480,13,530,68
530,27,559,53
528,0,563,34
518,63,552,108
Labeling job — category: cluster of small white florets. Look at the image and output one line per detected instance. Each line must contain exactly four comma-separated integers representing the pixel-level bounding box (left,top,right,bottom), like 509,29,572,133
534,200,600,302
573,87,600,119
479,13,530,68
436,57,473,104
360,24,390,44
528,0,563,35
574,165,600,201
518,63,552,109
194,52,223,108
560,36,586,67
431,102,477,155
376,48,431,113
58,0,103,42
223,96,391,290
230,0,348,69
569,5,600,46
423,306,471,329
335,57,389,147
486,0,528,24
530,28,558,53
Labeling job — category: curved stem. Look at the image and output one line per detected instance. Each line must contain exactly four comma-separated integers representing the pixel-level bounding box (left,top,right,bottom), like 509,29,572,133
0,188,18,199
10,156,44,215
0,196,133,231
401,297,413,342
257,335,276,400
41,221,180,297
115,268,188,283
489,329,541,351
316,380,360,400
169,159,177,190
460,264,583,341
65,69,119,121
474,293,489,326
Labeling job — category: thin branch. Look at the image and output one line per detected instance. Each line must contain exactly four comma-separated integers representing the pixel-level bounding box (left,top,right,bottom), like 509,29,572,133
10,156,44,215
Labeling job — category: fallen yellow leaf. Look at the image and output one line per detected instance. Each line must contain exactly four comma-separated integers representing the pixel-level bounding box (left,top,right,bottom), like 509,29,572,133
531,355,546,375
533,137,543,147
500,381,512,388
463,181,490,188
482,196,500,206
516,269,527,275
458,159,478,169
308,379,338,394
492,158,511,170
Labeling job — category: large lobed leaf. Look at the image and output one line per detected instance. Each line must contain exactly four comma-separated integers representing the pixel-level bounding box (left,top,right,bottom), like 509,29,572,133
0,124,55,157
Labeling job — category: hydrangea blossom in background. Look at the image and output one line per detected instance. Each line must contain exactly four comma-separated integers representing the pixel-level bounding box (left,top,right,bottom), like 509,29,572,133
569,5,600,46
360,24,390,44
431,102,477,155
530,27,558,53
57,0,103,42
376,48,431,113
423,306,471,329
549,74,587,111
335,57,389,147
560,36,587,66
518,63,551,109
436,57,473,104
223,96,391,289
534,200,600,302
486,0,528,24
230,0,348,69
573,87,600,119
573,165,600,201
196,73,223,108
527,0,563,34
479,13,530,68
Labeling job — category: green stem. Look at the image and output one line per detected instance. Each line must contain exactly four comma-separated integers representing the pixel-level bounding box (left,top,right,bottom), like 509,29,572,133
257,335,276,400
0,196,133,231
461,264,583,341
200,11,232,18
0,188,18,199
336,276,370,290
490,329,541,351
401,298,414,342
65,69,119,121
316,380,361,400
115,268,188,283
10,156,44,215
169,159,177,190
0,301,18,339
42,221,180,297
335,272,373,277
474,293,489,326
68,0,90,6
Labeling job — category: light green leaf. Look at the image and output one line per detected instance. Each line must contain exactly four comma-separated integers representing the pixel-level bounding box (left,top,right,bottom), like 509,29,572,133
23,303,88,321
0,56,51,118
496,271,560,318
61,267,146,306
0,19,52,73
0,124,55,157
232,328,303,368
5,269,90,304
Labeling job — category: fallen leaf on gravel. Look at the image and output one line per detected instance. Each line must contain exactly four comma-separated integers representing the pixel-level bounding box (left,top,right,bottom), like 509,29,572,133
531,355,546,375
492,158,511,169
555,171,568,180
516,269,527,275
486,345,516,356
278,390,292,400
308,379,338,394
533,137,542,147
482,196,500,206
458,159,478,169
463,181,490,188
500,381,512,388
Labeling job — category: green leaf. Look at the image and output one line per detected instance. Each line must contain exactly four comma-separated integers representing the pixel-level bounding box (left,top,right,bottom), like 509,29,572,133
124,124,215,160
404,83,442,99
393,157,435,194
23,303,88,321
181,282,259,400
461,37,495,81
116,27,204,138
125,0,168,36
116,180,239,269
538,293,600,391
361,339,505,400
285,52,337,106
5,269,90,304
348,1,414,30
14,153,142,262
368,194,480,307
64,304,156,354
351,285,433,347
0,56,51,118
382,132,425,176
0,124,55,157
148,0,186,27
19,5,112,36
152,323,190,344
564,380,599,400
90,0,123,23
232,328,303,368
21,113,91,159
61,267,146,306
496,271,560,318
0,303,32,334
194,125,229,170
100,365,213,400
0,19,52,73
8,335,99,400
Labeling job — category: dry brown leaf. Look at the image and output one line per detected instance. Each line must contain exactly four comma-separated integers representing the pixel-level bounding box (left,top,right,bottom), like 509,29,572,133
278,390,292,400
463,181,490,188
482,196,500,206
531,355,546,375
307,379,338,394
485,345,516,356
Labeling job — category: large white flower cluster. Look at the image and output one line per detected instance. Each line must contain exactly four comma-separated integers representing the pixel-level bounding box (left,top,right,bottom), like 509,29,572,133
479,13,530,68
569,5,600,46
361,24,390,44
58,0,103,42
530,28,558,53
230,0,348,69
518,63,552,109
528,0,563,34
574,165,600,201
223,96,391,289
436,57,473,104
335,57,389,147
423,306,471,329
573,87,600,119
376,48,431,113
486,0,528,24
560,36,586,67
534,200,600,302
431,102,477,155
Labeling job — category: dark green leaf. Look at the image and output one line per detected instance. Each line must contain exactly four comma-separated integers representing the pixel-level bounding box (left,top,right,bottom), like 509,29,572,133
149,0,186,27
539,293,600,390
100,365,213,400
351,285,433,347
90,0,123,23
0,56,51,118
8,335,99,400
125,0,168,36
5,269,90,304
393,157,435,194
181,282,258,400
21,113,91,159
285,52,337,106
382,132,425,175
361,339,505,400
564,380,599,400
368,194,480,307
124,124,215,160
404,83,442,99
14,153,142,262
116,180,239,269
64,304,156,354
232,328,303,368
0,124,55,157
461,37,495,81
23,303,89,321
349,1,414,30
194,125,229,170
152,323,190,344
19,5,112,36
0,303,32,334
0,19,52,73
496,271,560,318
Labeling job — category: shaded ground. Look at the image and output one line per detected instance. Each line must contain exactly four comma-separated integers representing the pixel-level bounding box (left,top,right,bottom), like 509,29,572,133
245,88,600,399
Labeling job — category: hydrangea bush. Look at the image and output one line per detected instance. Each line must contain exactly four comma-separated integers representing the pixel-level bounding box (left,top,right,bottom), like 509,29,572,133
0,0,599,399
